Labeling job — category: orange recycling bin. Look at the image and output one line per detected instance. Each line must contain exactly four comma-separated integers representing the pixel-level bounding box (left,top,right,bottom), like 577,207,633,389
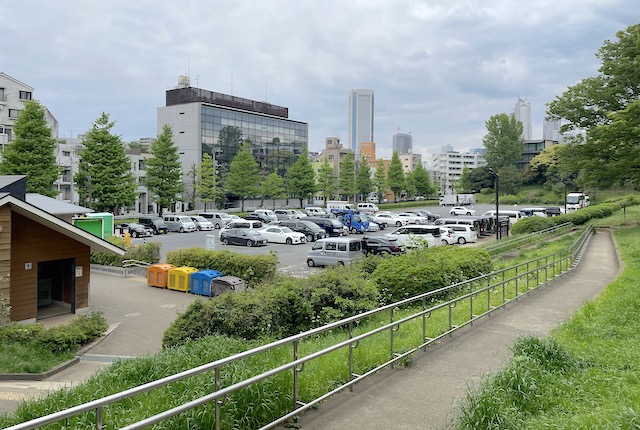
167,266,198,292
146,263,176,289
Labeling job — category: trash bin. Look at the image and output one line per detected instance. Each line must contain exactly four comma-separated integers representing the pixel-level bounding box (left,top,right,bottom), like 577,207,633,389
190,269,224,296
167,266,198,292
147,263,176,288
210,276,246,297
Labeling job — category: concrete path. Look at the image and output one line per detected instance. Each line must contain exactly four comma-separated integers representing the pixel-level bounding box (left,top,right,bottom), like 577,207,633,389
0,230,620,428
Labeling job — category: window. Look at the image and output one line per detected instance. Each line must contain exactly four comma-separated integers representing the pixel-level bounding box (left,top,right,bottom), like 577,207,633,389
0,88,5,102
9,109,20,118
62,151,71,157
349,241,361,251
325,242,337,251
138,160,146,170
19,91,32,100
338,243,347,251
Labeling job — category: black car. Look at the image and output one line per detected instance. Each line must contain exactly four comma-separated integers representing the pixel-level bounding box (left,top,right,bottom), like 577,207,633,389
117,222,154,238
277,220,326,242
408,210,440,222
545,206,563,217
137,216,168,234
361,237,405,256
305,217,347,236
220,228,268,247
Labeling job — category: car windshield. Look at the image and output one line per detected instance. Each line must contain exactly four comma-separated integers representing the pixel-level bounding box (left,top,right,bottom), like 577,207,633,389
219,213,231,219
280,227,294,233
301,221,318,228
330,220,343,226
245,229,260,235
192,216,207,222
179,217,192,222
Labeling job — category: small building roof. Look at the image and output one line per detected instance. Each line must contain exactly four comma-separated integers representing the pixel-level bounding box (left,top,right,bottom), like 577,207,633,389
26,193,94,216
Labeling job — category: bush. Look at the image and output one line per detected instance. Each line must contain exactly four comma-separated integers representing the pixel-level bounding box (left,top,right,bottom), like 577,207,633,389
90,236,161,267
167,248,278,285
499,194,519,205
371,247,492,303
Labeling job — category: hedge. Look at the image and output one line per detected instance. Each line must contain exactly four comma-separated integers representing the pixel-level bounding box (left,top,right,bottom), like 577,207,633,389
166,247,278,286
162,266,378,347
90,236,161,267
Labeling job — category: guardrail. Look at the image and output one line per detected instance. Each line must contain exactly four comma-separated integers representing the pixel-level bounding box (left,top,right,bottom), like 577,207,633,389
6,225,594,430
483,222,574,255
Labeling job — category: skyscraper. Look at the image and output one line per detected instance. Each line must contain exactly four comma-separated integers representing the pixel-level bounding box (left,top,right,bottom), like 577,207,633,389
392,132,412,154
543,117,562,142
513,97,532,141
348,89,374,159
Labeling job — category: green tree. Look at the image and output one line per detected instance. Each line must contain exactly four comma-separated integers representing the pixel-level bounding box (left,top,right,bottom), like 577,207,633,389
338,152,357,202
195,153,223,210
482,113,524,169
316,159,336,204
356,157,374,202
144,125,183,215
75,113,135,213
373,159,387,203
387,151,405,202
404,171,417,198
226,144,260,211
463,166,495,192
0,100,59,196
261,172,286,209
412,163,434,196
496,166,523,195
287,149,316,208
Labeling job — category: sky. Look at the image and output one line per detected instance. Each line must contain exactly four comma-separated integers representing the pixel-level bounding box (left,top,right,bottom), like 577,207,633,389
2,1,638,160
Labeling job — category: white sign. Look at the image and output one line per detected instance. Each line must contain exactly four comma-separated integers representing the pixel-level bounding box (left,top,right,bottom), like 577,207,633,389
206,235,216,250
75,266,83,278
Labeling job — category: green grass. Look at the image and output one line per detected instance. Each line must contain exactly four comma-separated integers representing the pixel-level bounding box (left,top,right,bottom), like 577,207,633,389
0,343,75,373
454,224,640,429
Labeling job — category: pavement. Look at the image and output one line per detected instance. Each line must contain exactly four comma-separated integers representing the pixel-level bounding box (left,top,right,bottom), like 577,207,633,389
0,229,620,429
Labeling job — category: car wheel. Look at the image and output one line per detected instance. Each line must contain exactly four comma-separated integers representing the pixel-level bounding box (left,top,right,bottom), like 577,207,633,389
467,212,472,215
396,221,402,227
338,261,345,266
246,240,253,247
458,237,467,245
350,227,357,234
222,238,229,245
306,233,314,242
133,232,140,238
442,239,449,246
286,237,292,245
307,259,315,267
179,227,184,233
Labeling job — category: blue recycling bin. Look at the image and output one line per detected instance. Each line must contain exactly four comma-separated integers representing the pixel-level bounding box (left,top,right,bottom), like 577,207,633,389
190,269,224,296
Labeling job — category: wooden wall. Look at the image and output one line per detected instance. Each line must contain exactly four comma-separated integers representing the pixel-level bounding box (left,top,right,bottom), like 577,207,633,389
10,211,90,322
0,206,10,324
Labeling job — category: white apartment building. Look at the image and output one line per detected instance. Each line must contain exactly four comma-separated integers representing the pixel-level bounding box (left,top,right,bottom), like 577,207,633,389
399,152,422,174
430,148,486,194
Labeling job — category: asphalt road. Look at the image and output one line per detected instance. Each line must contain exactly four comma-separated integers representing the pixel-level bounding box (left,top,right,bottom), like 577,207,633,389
132,204,504,277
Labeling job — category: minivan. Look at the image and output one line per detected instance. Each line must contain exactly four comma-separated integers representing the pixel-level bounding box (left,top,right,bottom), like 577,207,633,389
482,210,524,225
253,209,278,222
356,202,379,214
218,220,264,238
198,212,232,229
306,237,365,267
448,225,478,244
138,216,168,235
385,225,443,248
277,220,326,242
162,214,197,233
305,217,348,236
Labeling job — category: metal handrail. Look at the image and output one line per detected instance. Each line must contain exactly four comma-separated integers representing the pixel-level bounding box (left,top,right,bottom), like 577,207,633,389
6,225,595,430
483,222,574,254
121,259,151,268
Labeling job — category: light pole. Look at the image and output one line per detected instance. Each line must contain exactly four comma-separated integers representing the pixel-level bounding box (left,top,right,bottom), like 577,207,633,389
488,168,499,241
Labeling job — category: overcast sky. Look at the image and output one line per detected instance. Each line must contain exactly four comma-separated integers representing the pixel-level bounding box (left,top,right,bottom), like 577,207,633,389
3,1,637,160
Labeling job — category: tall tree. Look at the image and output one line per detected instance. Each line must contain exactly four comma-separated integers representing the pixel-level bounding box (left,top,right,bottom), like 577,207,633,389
316,158,336,204
411,163,434,196
226,144,260,211
356,157,374,202
75,113,135,213
144,125,183,216
482,113,524,169
195,153,223,210
373,159,387,203
387,151,405,202
287,149,316,208
184,163,198,210
0,100,59,196
261,172,286,209
338,152,357,202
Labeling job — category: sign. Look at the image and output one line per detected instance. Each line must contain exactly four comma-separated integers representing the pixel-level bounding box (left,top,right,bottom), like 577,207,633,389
206,234,216,250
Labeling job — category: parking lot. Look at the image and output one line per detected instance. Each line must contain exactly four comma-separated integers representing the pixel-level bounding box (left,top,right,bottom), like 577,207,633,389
129,204,500,277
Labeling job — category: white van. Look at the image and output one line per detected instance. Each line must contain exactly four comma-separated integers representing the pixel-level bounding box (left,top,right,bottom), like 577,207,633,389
448,225,478,245
385,225,443,248
198,212,233,229
162,214,197,233
218,219,264,238
357,202,379,214
305,206,327,216
482,210,524,225
306,237,365,267
254,209,277,222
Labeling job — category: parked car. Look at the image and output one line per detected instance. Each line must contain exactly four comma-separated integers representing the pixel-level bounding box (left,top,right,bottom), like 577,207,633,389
190,216,214,231
305,217,348,236
276,220,327,242
220,228,268,247
439,227,456,245
361,237,405,255
253,209,278,222
450,206,476,216
304,206,327,216
306,237,365,267
245,212,273,223
162,214,197,233
258,226,306,244
198,212,233,229
275,209,298,220
385,225,443,248
117,222,154,238
397,212,429,224
448,224,478,244
292,210,307,218
218,220,264,238
356,202,379,214
374,212,409,227
367,213,389,230
137,216,168,235
545,206,564,217
407,210,440,222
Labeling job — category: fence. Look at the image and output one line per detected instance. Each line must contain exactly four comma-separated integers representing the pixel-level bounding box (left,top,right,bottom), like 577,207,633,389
6,225,594,430
483,222,574,255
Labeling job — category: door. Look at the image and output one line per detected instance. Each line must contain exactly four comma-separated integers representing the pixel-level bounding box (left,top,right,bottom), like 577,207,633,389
37,258,75,318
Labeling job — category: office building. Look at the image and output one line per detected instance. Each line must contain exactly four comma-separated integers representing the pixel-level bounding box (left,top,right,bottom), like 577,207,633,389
543,117,562,142
392,132,412,154
517,139,559,169
430,149,486,193
158,77,308,205
513,97,532,141
348,89,374,159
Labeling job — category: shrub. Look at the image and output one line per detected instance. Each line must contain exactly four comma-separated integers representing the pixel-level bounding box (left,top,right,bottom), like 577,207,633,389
511,216,556,234
39,312,108,352
371,247,492,303
499,194,519,205
90,236,161,266
167,248,278,285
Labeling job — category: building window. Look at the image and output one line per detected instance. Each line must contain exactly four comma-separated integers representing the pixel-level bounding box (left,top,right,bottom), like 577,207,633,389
0,88,5,102
62,151,71,157
8,109,20,118
19,91,32,100
138,160,146,170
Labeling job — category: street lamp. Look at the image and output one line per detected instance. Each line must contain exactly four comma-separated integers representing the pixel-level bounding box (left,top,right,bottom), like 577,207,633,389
488,168,499,241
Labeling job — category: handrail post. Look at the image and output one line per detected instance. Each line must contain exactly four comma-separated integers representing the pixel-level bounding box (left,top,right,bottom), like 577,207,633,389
348,322,356,391
421,297,427,351
390,308,395,369
215,367,221,430
293,340,300,408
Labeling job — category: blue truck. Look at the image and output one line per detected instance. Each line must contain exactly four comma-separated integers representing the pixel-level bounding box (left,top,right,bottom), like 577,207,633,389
331,209,370,234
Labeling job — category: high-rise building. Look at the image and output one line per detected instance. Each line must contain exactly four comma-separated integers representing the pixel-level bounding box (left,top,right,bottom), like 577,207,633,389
392,132,412,154
543,118,562,142
513,97,532,141
430,149,486,194
348,89,374,159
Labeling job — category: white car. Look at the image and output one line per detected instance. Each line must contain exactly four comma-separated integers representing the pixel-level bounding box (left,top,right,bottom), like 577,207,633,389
368,214,389,229
439,227,456,245
366,221,380,232
374,212,409,227
397,212,429,225
190,216,214,231
450,206,476,216
385,225,444,248
259,226,306,244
